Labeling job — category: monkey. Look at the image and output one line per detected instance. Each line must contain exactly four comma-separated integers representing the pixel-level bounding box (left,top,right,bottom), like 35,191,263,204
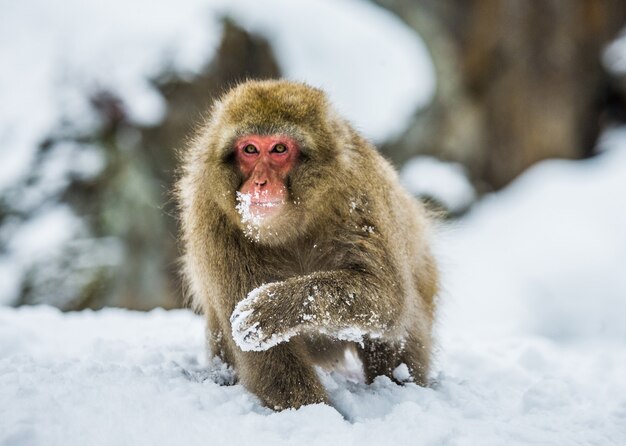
177,79,439,410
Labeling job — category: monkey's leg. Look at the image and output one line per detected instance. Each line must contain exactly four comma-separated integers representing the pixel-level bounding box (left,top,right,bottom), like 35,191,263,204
397,330,431,386
358,334,430,386
207,309,237,368
357,338,402,384
237,339,328,410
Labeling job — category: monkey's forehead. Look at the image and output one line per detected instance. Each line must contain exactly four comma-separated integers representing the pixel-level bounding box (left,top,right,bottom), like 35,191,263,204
215,80,329,130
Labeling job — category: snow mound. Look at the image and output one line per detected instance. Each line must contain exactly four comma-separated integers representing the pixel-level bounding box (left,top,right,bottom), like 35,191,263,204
438,126,626,343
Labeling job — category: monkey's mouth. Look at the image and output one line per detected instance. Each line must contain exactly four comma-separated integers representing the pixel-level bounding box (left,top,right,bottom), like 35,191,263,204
236,192,286,223
250,200,283,208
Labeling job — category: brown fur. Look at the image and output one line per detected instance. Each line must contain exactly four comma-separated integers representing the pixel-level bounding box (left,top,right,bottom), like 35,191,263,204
177,79,439,410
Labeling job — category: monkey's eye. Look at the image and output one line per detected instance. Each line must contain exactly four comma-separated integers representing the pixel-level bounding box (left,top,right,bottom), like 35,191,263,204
242,144,258,154
272,143,287,154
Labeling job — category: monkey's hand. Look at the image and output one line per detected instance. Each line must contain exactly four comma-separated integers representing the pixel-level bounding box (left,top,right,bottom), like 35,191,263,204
230,283,302,352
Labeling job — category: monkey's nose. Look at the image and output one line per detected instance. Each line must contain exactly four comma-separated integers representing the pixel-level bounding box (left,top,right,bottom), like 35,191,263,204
255,179,268,187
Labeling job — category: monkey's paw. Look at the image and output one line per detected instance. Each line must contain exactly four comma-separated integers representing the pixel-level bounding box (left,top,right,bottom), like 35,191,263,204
230,283,299,352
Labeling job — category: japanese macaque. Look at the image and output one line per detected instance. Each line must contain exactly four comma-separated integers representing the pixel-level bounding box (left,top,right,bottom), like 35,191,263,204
177,80,439,410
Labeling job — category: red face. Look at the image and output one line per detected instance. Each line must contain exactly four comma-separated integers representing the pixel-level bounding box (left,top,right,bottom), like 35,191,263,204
235,134,299,218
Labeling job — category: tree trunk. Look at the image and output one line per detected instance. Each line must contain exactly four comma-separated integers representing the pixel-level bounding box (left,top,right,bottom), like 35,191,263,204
376,0,626,190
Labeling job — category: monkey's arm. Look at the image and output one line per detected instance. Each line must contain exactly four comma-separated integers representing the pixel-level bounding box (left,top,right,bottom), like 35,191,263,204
230,269,403,352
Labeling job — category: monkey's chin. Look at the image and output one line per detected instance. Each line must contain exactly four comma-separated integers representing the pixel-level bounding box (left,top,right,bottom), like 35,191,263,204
240,208,305,246
235,192,302,244
236,205,284,244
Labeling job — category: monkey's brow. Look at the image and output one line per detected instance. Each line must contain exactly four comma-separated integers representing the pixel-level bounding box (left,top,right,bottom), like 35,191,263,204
223,129,311,155
230,121,310,139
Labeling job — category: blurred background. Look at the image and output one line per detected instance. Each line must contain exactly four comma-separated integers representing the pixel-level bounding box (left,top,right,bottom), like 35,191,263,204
2,0,626,314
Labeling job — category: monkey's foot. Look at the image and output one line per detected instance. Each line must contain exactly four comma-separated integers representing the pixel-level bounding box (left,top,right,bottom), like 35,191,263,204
230,284,299,352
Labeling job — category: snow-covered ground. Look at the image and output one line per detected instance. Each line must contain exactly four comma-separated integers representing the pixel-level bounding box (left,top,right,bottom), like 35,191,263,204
2,131,626,445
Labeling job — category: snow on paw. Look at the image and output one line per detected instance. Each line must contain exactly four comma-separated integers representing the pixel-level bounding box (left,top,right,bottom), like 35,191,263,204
230,283,298,352
229,298,264,351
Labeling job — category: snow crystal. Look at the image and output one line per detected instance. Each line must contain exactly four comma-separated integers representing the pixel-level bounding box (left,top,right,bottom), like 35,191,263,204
361,225,375,234
235,191,287,242
324,327,367,345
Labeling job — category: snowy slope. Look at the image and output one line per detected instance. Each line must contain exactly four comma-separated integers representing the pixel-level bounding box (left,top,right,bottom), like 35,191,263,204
2,131,626,445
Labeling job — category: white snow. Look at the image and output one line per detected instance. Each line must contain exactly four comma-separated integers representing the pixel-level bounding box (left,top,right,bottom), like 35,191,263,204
230,283,301,352
3,128,626,445
0,0,222,193
400,156,476,213
235,192,261,226
235,192,283,243
391,363,412,382
0,206,84,306
231,284,273,351
439,126,626,343
604,26,626,74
